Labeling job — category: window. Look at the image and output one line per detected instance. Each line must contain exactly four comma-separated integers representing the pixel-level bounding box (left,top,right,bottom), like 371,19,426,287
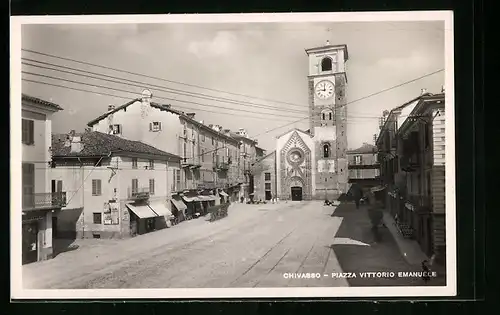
183,143,187,159
51,179,63,193
354,155,362,165
321,57,333,71
183,124,187,136
110,124,122,135
22,119,35,145
132,158,138,169
424,124,431,149
265,172,271,181
149,160,154,169
322,113,326,120
93,213,102,224
356,169,362,179
149,179,155,195
265,183,271,191
323,144,330,158
132,178,138,193
201,149,205,162
150,121,162,132
329,112,333,120
175,170,181,190
92,179,102,196
22,163,35,207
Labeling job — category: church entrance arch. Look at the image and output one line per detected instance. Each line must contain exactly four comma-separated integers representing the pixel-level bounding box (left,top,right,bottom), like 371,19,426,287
291,187,303,201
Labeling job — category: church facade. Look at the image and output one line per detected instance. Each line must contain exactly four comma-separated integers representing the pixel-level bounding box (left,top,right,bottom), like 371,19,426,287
274,42,350,201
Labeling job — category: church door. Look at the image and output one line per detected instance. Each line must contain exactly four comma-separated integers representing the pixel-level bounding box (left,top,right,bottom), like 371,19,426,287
291,187,303,201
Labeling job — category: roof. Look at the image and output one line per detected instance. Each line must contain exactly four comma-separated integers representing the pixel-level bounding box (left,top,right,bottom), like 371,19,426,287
305,44,349,60
51,131,181,160
275,128,312,139
375,92,433,146
22,94,64,111
86,99,239,144
347,143,377,154
255,150,276,163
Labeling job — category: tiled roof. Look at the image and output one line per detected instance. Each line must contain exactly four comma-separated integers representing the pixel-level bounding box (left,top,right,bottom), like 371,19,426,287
86,99,239,144
51,131,181,160
347,143,377,154
22,94,64,111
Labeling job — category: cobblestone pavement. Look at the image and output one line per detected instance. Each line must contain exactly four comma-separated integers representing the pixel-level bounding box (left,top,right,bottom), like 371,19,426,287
23,201,444,289
23,202,348,289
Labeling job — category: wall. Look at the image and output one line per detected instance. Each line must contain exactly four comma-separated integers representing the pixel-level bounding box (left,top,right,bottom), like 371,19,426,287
22,109,50,194
91,100,181,156
252,152,276,201
51,156,176,239
276,130,315,200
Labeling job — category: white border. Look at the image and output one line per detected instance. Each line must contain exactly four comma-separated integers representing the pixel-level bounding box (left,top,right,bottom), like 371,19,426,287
10,11,456,299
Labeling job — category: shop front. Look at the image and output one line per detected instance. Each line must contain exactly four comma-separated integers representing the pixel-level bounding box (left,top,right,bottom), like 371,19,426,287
149,201,175,229
170,194,187,223
22,210,52,264
125,202,159,236
181,195,203,219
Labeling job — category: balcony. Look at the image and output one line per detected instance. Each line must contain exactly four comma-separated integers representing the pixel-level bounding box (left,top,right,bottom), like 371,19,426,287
181,157,202,169
128,187,150,200
22,192,67,211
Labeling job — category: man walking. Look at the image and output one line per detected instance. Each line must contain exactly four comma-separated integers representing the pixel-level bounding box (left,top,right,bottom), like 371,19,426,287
352,183,363,209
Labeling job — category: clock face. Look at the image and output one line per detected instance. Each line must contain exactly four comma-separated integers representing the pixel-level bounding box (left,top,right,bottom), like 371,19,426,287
315,80,334,99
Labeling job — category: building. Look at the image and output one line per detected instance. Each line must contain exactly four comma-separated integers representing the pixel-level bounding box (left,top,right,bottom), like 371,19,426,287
377,89,446,265
347,143,380,189
252,151,277,201
227,128,259,202
50,130,182,239
86,91,242,204
21,94,65,264
268,41,349,201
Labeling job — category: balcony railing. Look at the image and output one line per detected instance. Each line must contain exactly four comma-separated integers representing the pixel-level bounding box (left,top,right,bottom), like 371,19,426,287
22,192,67,211
405,194,432,212
128,187,150,200
181,157,202,169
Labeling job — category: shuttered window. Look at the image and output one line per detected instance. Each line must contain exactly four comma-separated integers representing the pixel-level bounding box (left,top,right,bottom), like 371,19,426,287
22,119,34,145
92,179,102,196
132,179,138,193
149,179,155,195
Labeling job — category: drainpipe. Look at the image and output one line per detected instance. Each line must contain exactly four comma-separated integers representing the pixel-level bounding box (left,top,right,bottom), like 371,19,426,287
78,157,84,239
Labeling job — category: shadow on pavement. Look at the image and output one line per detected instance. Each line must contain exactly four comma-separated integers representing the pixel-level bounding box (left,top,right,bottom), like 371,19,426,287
330,202,445,287
53,238,80,258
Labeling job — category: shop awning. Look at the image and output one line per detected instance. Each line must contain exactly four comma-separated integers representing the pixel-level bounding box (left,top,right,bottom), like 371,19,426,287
171,198,187,211
219,191,229,197
182,196,201,203
199,195,218,201
126,204,158,219
148,203,173,217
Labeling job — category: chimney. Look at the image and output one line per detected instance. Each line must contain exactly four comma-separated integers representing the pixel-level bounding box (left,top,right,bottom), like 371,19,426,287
70,136,83,153
208,124,213,128
70,130,76,137
186,113,196,119
421,88,427,95
223,129,231,135
108,104,115,112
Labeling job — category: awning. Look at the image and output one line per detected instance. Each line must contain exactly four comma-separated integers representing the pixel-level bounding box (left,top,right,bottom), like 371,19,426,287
171,198,187,211
126,204,158,219
182,196,202,203
199,195,218,201
148,203,173,217
219,191,229,197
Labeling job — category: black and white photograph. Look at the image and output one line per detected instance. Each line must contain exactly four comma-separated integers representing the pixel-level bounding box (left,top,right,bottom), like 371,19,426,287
10,12,455,299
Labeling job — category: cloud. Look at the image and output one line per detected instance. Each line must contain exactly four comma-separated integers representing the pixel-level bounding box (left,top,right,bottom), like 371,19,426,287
187,31,237,58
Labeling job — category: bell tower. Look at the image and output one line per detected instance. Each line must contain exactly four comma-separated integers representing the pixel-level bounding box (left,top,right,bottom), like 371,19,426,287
305,41,349,196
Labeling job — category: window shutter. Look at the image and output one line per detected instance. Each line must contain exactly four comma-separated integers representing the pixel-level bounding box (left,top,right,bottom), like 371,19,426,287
158,122,162,131
118,125,122,134
28,120,34,144
57,180,63,192
149,123,152,131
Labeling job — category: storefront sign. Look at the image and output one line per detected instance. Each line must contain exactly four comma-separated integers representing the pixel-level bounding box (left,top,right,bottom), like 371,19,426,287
104,201,120,225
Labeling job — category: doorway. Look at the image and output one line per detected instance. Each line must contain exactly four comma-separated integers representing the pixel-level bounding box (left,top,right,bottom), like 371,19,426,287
52,215,58,239
22,222,38,264
291,186,303,201
265,191,272,200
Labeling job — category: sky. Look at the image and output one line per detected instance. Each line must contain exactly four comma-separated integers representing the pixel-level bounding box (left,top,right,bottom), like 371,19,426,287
21,20,445,152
